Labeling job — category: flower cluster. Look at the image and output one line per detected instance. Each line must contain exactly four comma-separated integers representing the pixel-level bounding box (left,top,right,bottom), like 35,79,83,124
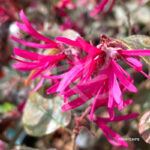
12,10,150,147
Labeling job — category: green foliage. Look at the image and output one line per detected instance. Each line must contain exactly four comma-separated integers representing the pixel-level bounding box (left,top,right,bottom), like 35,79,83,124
0,102,16,114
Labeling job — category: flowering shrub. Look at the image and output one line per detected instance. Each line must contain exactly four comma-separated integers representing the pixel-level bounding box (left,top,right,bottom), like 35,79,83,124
11,6,150,148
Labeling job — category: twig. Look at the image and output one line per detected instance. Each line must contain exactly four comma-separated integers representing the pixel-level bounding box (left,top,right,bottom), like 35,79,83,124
64,127,73,135
8,126,23,149
121,0,132,36
80,105,92,121
148,66,150,76
72,105,92,150
72,134,77,150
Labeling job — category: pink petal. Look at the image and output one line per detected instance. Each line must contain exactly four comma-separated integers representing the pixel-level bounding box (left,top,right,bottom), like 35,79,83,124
96,113,139,122
90,0,109,17
46,83,59,94
76,37,101,54
63,74,107,97
28,78,45,94
120,49,150,56
125,57,143,72
62,96,91,111
90,87,102,121
112,60,137,93
97,122,128,147
108,66,114,108
113,74,122,104
13,62,39,71
30,63,49,80
19,10,57,46
108,107,115,120
14,48,45,60
56,37,81,48
140,70,150,79
11,35,56,49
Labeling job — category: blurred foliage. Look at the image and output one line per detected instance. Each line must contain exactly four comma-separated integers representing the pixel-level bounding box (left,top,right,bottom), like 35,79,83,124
0,102,16,114
22,92,71,137
0,0,150,150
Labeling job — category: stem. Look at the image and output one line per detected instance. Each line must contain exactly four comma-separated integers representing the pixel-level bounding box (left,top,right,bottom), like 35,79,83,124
80,105,92,121
148,66,150,76
72,134,77,150
72,105,91,150
8,126,23,149
121,0,132,36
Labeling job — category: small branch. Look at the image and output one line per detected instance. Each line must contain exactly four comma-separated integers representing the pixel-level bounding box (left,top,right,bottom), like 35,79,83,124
80,105,92,121
121,0,132,36
72,134,77,150
8,126,23,149
72,105,92,150
148,66,150,76
64,128,73,135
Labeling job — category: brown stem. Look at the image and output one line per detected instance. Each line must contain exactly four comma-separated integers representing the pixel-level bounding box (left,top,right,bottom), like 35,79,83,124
72,105,92,150
80,105,92,121
8,126,23,149
72,134,77,150
148,66,150,76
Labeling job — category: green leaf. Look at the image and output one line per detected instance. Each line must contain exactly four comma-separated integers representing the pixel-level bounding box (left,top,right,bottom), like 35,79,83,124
22,92,71,137
120,35,150,65
0,102,16,114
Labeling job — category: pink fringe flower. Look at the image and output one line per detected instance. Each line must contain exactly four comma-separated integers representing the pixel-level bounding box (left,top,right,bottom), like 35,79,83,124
90,0,116,17
55,35,150,113
94,113,139,147
46,35,150,147
55,0,76,17
11,10,70,92
12,10,149,148
0,7,9,23
56,0,76,10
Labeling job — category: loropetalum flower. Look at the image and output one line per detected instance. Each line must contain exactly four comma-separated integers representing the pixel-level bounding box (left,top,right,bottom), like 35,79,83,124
12,10,150,147
11,10,82,93
0,7,9,23
56,0,76,10
48,35,150,146
90,0,116,17
55,0,76,17
11,10,70,92
90,0,147,17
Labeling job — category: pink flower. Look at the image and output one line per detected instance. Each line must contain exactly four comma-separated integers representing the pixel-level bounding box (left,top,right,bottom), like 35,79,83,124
94,113,139,147
12,10,80,92
12,10,148,148
0,7,9,23
11,10,58,48
55,0,76,17
60,59,137,120
56,0,76,10
11,10,67,92
47,35,150,147
54,36,150,107
90,0,116,17
12,47,65,92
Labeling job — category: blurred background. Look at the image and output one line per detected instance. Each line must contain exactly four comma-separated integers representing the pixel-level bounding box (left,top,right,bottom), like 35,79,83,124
0,0,150,150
